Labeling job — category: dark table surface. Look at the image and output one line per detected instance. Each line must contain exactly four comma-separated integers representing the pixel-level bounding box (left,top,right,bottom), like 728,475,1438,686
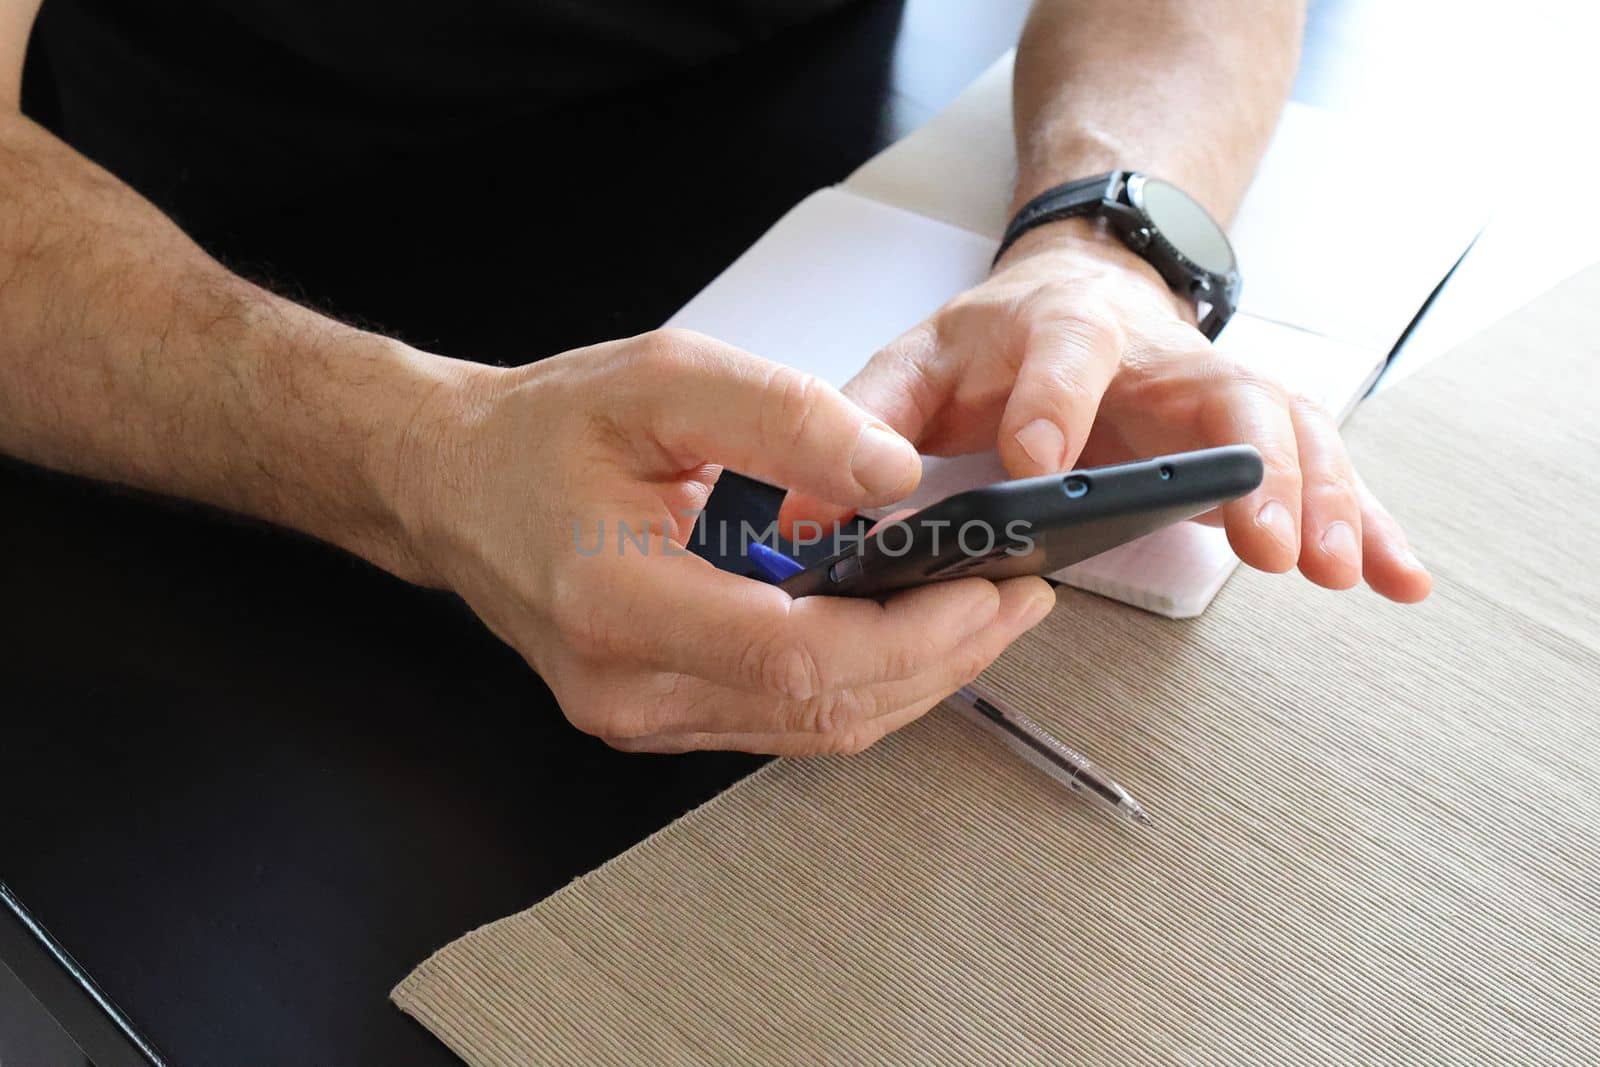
0,1,1496,1063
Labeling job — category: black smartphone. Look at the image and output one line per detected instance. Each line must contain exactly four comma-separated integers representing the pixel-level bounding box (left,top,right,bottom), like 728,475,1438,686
778,445,1263,598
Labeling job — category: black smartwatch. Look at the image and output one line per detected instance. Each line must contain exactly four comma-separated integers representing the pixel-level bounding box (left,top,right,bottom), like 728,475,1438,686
995,171,1242,340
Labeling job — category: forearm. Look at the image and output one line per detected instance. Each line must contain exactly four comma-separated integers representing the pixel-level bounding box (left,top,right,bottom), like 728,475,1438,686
1012,0,1304,220
0,111,467,583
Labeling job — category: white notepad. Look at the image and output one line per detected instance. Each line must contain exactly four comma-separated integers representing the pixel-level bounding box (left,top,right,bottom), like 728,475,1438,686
669,53,1480,617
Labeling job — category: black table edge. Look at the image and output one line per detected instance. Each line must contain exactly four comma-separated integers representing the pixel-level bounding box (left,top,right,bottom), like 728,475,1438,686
1,881,167,1067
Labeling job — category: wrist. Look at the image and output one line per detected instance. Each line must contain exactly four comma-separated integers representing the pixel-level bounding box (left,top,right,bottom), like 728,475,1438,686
996,214,1131,269
993,216,1193,323
351,339,504,589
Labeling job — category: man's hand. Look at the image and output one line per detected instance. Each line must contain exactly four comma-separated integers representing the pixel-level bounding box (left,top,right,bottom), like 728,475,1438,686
0,52,1053,758
780,223,1432,603
394,328,1055,756
781,0,1424,602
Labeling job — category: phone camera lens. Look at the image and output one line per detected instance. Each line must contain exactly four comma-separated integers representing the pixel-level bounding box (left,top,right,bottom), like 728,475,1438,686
1062,476,1090,499
1159,465,1174,480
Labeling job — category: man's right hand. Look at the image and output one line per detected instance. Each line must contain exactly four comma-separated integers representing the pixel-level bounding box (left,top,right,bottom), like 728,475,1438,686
391,328,1056,756
0,59,1050,756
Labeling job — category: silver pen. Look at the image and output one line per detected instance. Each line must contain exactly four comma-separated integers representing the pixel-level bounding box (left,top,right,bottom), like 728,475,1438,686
949,684,1151,826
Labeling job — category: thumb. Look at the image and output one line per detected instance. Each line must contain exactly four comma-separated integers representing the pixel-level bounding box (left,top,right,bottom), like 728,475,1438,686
618,329,922,510
778,324,946,536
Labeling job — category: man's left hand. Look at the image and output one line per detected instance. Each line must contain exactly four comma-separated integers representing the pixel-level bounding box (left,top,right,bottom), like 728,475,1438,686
780,220,1432,603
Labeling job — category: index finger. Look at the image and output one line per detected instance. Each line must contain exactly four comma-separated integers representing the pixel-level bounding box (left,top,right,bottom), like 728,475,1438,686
996,304,1125,477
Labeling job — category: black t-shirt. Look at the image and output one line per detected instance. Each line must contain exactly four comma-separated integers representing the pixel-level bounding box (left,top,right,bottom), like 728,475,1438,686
23,0,876,356
28,1,850,216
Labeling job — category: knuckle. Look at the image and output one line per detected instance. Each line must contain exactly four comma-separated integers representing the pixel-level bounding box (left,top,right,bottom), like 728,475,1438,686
598,721,647,745
1067,306,1123,346
937,288,992,326
591,702,632,740
1144,318,1213,356
812,731,852,756
895,317,943,363
1261,449,1304,488
597,697,662,742
637,327,705,372
1290,392,1343,434
797,686,871,738
1288,391,1326,416
584,675,693,745
552,668,687,753
650,325,709,353
875,645,918,685
927,309,963,351
1028,299,1125,353
560,691,618,742
876,626,939,682
1072,313,1124,352
1018,277,1080,311
1034,361,1102,416
1187,354,1239,388
594,717,660,750
1304,465,1358,504
822,728,877,757
760,364,827,449
748,627,825,701
954,651,990,689
808,691,852,737
1228,366,1291,405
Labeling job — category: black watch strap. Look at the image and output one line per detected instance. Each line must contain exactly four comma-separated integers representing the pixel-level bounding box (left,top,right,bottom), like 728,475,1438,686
993,170,1241,341
993,171,1126,265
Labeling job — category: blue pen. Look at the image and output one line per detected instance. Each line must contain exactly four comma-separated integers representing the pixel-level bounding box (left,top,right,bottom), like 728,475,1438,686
748,541,805,583
744,541,1149,825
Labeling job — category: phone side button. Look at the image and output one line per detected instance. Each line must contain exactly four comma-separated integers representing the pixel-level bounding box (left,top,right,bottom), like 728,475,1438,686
828,555,864,584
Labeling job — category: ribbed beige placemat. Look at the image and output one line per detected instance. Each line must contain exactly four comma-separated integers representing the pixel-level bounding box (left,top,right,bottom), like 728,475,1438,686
394,266,1600,1066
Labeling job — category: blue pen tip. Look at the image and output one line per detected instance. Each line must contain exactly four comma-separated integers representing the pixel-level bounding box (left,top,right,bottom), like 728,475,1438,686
748,542,804,582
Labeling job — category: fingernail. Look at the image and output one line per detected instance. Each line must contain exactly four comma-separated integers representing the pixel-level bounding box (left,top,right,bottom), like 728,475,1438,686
1023,591,1055,627
1256,500,1297,553
1014,419,1066,472
850,425,919,498
1400,546,1426,572
1320,521,1359,568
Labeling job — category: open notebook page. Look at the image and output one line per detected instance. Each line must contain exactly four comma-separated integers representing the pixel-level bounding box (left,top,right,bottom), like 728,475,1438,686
846,52,1484,355
667,187,1383,616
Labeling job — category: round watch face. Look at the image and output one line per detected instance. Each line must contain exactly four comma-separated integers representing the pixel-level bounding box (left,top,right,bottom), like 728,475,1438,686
1130,176,1235,276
